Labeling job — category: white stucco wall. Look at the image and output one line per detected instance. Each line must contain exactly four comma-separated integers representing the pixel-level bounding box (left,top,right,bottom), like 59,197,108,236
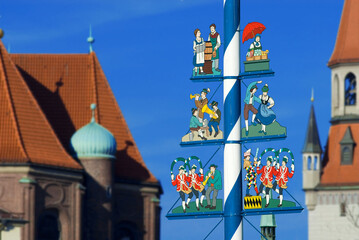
308,191,359,240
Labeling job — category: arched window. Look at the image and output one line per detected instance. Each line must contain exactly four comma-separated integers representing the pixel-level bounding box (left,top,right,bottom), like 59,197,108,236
345,73,356,105
334,74,339,108
342,146,352,164
37,210,60,240
307,156,312,170
313,156,318,170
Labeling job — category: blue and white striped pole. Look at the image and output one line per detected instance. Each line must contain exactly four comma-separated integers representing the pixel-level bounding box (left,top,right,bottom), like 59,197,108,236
223,0,242,239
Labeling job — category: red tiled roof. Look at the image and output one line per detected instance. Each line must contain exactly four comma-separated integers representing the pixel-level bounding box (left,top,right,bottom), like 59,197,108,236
321,123,359,185
10,51,157,183
0,40,82,169
328,0,359,67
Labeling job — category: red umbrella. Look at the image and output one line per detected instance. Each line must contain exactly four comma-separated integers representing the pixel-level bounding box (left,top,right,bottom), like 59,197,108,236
242,22,266,43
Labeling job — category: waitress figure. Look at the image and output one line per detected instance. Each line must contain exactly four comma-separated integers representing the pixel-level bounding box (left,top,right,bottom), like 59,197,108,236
255,84,276,135
246,33,262,58
193,29,205,76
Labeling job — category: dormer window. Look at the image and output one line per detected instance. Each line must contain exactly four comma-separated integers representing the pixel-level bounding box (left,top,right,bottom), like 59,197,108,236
340,127,355,165
345,73,356,106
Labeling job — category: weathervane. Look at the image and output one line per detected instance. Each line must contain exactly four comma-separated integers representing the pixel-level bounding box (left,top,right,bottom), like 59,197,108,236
87,25,95,53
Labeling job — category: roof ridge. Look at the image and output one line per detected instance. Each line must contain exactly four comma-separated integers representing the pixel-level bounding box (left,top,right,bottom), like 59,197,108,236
92,53,158,182
0,42,29,161
90,52,99,122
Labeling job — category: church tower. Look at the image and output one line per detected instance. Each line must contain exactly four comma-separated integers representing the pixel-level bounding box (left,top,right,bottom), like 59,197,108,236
302,96,322,210
328,0,359,119
71,104,117,240
303,1,359,239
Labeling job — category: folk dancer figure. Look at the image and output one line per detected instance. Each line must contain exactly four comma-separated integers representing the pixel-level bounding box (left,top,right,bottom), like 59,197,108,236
246,33,262,58
193,29,205,76
272,156,294,207
189,108,207,140
243,81,262,136
255,84,276,135
243,149,259,196
208,101,221,138
208,23,221,72
187,164,206,211
171,165,191,213
195,88,210,123
205,164,222,210
256,156,278,207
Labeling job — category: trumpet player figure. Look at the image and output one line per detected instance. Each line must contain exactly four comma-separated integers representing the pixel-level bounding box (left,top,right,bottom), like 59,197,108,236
208,101,221,138
171,165,191,213
189,108,207,140
243,149,259,197
205,164,222,210
243,81,262,136
195,88,210,123
187,164,206,211
272,156,294,207
256,156,278,208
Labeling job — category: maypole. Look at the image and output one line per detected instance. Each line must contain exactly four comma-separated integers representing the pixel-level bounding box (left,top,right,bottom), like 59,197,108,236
223,0,242,239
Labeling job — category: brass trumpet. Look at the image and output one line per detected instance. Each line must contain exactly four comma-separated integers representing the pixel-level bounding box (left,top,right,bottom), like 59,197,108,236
202,173,212,186
190,94,200,99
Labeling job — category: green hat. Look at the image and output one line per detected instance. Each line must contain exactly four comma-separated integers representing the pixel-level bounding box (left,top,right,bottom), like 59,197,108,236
201,88,210,94
191,164,197,170
179,165,185,170
266,156,273,163
262,84,269,92
209,164,218,169
210,101,218,107
282,156,289,163
191,108,197,114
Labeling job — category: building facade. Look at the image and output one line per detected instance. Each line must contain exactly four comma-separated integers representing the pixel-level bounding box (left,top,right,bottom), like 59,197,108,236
0,38,161,240
303,0,359,239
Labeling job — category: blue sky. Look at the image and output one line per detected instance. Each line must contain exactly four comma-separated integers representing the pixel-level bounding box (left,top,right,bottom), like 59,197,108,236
0,0,345,239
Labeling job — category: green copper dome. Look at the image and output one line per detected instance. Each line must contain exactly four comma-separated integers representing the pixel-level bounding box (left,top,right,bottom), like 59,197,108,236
70,104,117,159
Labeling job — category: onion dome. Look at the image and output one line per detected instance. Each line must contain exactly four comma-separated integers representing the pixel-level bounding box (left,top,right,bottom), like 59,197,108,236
70,104,117,159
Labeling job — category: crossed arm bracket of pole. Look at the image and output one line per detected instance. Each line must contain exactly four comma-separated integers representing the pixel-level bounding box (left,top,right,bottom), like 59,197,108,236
243,216,269,240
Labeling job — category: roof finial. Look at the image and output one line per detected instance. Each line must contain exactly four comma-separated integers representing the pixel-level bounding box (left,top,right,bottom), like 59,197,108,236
90,103,96,123
311,88,314,103
87,25,95,53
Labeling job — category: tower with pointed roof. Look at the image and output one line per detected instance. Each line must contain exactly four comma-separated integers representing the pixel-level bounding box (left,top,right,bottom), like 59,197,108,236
302,98,322,210
303,1,359,239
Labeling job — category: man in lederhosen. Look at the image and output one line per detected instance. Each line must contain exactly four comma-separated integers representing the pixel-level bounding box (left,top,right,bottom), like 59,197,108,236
171,165,191,213
195,88,210,123
243,81,262,136
186,164,206,211
273,156,294,207
256,156,278,207
208,101,221,138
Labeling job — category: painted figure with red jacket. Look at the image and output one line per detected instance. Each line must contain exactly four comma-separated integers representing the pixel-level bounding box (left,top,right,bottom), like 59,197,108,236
256,156,278,207
186,164,206,211
171,165,191,213
273,156,294,207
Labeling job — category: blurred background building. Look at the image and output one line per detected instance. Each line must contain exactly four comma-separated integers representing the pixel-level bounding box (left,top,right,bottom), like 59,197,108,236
0,35,162,240
303,0,359,239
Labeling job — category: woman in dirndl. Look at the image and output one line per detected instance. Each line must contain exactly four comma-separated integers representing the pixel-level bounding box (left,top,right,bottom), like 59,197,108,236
255,84,276,135
246,33,262,58
193,29,205,76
